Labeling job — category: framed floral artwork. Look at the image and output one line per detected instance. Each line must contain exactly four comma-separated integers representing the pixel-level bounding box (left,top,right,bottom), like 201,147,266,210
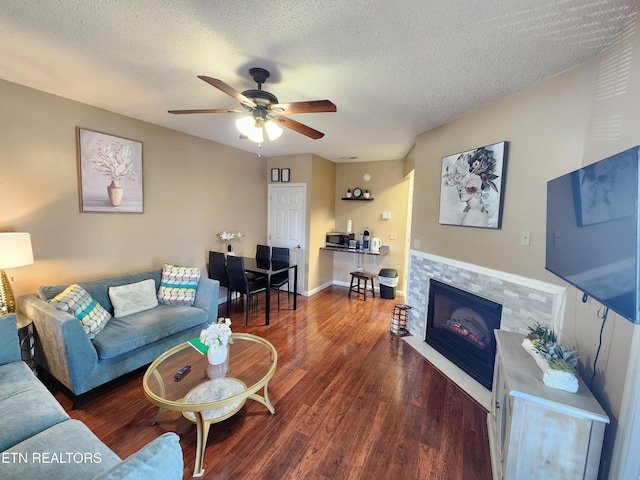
439,141,508,229
77,127,144,213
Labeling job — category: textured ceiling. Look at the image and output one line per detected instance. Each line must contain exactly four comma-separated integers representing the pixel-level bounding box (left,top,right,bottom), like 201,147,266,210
0,1,637,162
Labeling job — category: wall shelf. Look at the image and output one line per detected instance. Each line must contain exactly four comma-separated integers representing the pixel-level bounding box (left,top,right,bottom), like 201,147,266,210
341,197,374,201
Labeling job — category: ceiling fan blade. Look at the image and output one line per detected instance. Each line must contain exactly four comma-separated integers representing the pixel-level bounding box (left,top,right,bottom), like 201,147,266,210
168,108,243,114
198,75,256,109
275,116,325,139
270,100,336,114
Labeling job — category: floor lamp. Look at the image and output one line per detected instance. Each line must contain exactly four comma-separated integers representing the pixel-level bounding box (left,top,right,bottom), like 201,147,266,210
0,232,34,314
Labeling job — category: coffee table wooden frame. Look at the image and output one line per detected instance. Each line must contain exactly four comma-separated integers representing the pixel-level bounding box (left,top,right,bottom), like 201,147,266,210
142,333,277,477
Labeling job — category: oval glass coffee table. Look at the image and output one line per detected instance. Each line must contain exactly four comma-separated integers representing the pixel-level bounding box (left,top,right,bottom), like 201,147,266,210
143,333,277,477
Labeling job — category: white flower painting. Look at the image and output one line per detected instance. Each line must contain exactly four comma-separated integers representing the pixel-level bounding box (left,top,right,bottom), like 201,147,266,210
77,128,143,213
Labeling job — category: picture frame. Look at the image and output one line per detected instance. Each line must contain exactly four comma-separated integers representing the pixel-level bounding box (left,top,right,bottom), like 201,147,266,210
271,168,280,182
439,141,508,229
281,168,290,182
77,127,143,213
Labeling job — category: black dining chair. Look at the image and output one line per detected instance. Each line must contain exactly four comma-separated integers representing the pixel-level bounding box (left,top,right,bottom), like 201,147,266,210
208,251,230,316
256,244,271,261
270,247,291,310
247,244,270,282
226,255,267,325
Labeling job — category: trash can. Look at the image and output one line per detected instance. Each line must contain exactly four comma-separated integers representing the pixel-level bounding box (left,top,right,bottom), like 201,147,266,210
378,268,399,299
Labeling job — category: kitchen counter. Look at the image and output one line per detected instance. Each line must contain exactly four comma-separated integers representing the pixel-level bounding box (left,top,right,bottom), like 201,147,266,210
321,246,389,275
320,246,388,255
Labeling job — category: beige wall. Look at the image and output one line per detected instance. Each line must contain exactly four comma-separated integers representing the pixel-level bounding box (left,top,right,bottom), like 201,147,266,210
309,155,336,292
410,17,640,477
403,144,416,178
334,160,410,287
412,62,593,279
0,79,268,299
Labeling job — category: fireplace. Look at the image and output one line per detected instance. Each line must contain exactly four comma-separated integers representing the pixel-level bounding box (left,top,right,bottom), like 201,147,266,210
425,279,502,389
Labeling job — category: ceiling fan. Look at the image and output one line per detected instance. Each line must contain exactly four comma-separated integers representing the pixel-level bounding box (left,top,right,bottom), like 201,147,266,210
169,67,336,142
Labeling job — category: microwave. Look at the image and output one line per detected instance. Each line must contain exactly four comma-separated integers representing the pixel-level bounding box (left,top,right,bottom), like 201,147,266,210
326,232,354,248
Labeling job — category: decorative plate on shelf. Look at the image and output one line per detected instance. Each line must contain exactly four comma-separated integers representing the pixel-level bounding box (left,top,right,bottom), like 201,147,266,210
353,187,363,198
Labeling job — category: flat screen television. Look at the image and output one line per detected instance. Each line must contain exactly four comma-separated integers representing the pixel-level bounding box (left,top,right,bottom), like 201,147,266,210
546,145,640,324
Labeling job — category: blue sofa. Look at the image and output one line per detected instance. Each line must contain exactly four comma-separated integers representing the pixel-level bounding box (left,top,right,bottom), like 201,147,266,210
18,268,219,402
0,313,183,479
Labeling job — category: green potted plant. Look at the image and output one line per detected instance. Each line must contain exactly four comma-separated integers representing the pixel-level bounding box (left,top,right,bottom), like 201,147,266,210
346,188,352,198
523,322,580,392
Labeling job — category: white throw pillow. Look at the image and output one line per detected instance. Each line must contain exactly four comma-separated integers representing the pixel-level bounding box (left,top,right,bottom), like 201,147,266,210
109,279,159,317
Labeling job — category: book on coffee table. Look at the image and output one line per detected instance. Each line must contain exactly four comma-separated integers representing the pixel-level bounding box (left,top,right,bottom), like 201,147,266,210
188,337,208,355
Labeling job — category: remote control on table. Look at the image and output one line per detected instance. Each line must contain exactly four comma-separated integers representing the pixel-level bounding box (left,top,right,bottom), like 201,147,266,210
174,365,191,381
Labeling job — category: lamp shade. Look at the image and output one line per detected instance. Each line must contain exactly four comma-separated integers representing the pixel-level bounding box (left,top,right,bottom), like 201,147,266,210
235,115,256,137
247,127,264,143
264,120,283,141
0,233,34,269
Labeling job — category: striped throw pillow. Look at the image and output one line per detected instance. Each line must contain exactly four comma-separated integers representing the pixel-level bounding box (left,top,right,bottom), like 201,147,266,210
49,284,112,338
157,264,200,306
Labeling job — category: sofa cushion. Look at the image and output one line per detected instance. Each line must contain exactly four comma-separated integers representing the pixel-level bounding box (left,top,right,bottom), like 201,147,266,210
38,269,163,314
157,264,200,306
0,361,70,451
109,279,158,318
1,419,121,480
49,284,111,338
91,305,208,359
92,432,183,480
0,314,20,365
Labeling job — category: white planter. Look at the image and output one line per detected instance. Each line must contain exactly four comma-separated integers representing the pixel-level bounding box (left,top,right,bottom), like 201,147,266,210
521,338,578,393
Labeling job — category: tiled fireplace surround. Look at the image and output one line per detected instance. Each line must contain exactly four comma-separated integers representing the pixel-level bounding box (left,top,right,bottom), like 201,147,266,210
404,251,566,410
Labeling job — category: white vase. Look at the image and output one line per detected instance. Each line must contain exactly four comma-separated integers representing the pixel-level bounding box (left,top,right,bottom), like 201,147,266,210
207,344,228,365
207,362,227,379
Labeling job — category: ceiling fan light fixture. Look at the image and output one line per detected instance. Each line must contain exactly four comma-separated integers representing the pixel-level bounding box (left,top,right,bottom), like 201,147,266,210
264,120,283,141
173,69,335,141
235,115,255,137
247,125,264,143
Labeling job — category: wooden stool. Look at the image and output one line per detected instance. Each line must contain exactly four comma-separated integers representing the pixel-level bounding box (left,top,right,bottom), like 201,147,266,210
349,271,376,301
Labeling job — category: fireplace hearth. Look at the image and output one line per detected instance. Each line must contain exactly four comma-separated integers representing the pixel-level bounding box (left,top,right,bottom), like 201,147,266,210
426,279,502,389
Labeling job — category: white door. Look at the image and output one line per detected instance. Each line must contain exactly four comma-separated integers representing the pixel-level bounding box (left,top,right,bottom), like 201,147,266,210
268,183,306,295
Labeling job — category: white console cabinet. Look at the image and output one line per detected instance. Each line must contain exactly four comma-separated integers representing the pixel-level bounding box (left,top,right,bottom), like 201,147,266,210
487,330,609,480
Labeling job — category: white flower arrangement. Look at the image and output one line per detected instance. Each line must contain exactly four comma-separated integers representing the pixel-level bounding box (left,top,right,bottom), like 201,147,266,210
199,318,233,348
216,231,245,245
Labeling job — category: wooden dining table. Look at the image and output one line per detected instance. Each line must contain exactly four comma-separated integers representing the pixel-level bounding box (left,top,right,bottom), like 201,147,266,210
241,256,298,325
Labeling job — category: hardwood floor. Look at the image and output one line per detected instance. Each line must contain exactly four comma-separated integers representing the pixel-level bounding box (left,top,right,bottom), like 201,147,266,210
46,286,492,479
